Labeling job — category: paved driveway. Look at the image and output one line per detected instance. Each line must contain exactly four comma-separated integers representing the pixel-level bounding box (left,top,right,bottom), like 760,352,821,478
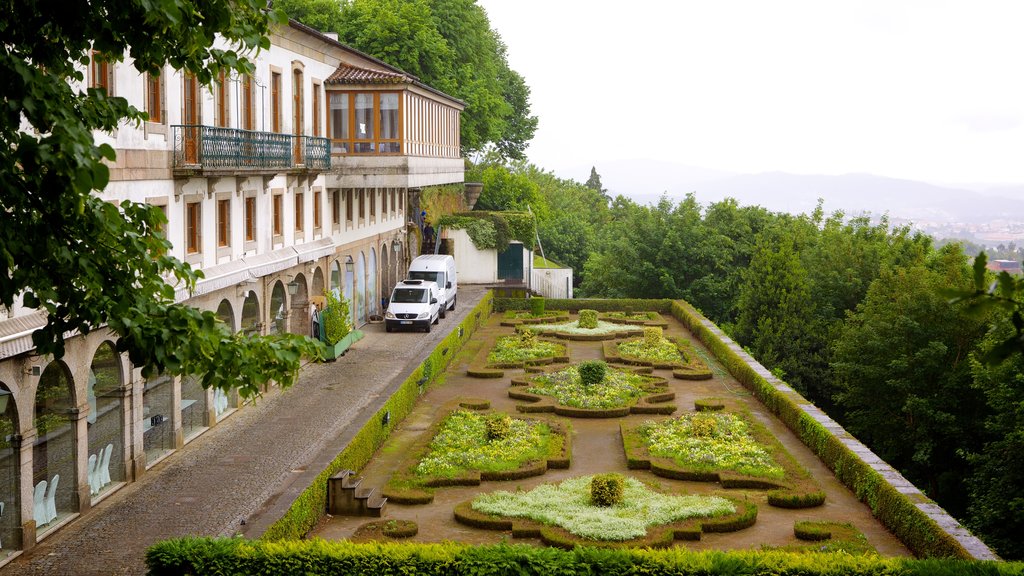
2,286,489,576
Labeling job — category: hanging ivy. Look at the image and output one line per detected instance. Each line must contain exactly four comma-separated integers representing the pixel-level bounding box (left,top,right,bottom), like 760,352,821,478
437,211,535,252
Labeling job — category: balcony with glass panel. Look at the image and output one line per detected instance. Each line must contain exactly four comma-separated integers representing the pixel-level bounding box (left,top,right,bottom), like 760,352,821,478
171,125,330,176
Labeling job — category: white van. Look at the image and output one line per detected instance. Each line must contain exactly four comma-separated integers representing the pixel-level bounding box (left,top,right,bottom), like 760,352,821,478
407,254,457,319
385,280,440,333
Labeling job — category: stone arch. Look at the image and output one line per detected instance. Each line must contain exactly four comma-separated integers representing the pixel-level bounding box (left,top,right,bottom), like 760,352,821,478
0,380,21,550
215,299,235,332
87,341,124,499
312,265,325,300
33,360,77,527
240,291,260,335
367,247,378,317
269,280,287,335
380,243,390,306
343,256,355,326
355,252,366,326
289,273,309,336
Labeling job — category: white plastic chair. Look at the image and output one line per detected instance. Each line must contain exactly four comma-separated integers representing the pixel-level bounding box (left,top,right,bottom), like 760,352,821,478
87,454,99,495
1,500,5,548
44,474,59,525
32,480,47,526
99,443,113,487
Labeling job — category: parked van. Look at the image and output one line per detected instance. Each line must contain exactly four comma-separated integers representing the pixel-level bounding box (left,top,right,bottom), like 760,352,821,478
385,280,440,333
407,254,457,319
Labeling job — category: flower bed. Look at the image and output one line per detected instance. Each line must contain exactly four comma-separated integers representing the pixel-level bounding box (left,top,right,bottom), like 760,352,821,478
622,401,825,508
383,405,571,504
510,364,674,417
525,319,643,341
599,311,669,327
486,334,568,367
500,310,570,327
457,475,754,547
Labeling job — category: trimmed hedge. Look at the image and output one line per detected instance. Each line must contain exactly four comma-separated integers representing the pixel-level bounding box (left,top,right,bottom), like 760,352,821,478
494,298,673,313
147,538,1024,575
258,292,494,541
669,299,979,559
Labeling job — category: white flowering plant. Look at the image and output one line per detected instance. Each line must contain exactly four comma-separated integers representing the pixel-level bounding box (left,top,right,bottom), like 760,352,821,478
525,365,659,409
528,319,634,336
471,475,735,541
414,409,554,479
639,412,785,479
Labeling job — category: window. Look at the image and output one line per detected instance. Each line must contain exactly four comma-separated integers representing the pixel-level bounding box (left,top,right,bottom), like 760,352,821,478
328,91,402,155
244,197,256,242
369,190,376,220
216,70,230,128
90,51,113,94
217,199,230,247
273,194,283,236
295,192,304,232
358,190,365,221
145,72,164,123
331,190,340,227
314,190,322,229
186,202,201,254
292,69,303,136
312,83,321,137
241,75,255,131
271,71,282,132
391,189,397,215
345,190,353,224
329,93,349,153
382,188,388,216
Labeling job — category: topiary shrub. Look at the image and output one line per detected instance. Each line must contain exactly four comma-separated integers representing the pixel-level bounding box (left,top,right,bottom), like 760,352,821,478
529,297,546,316
794,520,832,541
590,473,625,507
578,309,598,329
486,414,513,441
578,360,607,388
689,413,718,437
516,325,538,348
643,326,663,347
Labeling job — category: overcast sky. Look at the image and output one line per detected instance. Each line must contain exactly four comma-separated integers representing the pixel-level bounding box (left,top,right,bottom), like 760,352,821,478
477,1,1024,186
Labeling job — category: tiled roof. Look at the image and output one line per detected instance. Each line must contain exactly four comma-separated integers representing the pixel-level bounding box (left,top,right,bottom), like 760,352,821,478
326,63,409,85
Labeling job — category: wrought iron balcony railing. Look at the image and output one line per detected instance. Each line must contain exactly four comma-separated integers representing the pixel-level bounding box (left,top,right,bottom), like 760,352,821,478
172,125,330,171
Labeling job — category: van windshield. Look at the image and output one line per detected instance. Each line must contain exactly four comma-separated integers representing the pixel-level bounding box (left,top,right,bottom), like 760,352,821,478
391,288,428,304
408,270,443,285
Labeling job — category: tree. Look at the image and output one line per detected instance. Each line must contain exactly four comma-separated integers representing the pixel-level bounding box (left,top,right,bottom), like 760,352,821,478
283,0,537,158
584,167,609,203
831,246,988,513
0,0,322,398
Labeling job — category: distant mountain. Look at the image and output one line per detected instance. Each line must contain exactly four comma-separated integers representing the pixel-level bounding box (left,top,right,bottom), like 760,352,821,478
600,166,1024,224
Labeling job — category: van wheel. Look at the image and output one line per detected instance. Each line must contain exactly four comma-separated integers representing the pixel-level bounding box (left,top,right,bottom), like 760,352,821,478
450,296,456,311
386,325,393,333
433,314,439,325
439,305,446,319
424,322,431,333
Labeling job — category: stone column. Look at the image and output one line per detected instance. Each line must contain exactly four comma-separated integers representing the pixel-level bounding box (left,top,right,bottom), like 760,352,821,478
15,433,33,550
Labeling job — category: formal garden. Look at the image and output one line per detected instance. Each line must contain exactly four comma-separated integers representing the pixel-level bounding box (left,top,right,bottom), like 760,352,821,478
149,297,1019,574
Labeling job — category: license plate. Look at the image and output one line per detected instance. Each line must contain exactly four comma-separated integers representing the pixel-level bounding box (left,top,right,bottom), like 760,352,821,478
400,321,413,325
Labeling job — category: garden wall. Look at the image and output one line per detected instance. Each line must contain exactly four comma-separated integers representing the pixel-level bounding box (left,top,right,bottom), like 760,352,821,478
669,300,998,560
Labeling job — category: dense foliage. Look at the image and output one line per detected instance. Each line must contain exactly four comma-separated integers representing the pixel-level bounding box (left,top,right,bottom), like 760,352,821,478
0,0,323,397
276,0,537,158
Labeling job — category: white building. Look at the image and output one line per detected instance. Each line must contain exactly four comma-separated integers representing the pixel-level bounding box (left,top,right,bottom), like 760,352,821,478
0,20,463,560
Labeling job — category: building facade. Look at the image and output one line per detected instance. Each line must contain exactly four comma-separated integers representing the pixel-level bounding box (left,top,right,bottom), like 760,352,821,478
0,20,463,561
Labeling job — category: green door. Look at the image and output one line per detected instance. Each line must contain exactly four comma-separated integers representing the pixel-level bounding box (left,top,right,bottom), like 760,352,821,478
497,243,524,281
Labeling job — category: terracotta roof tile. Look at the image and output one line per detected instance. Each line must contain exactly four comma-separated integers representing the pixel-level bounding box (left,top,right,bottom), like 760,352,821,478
326,63,409,85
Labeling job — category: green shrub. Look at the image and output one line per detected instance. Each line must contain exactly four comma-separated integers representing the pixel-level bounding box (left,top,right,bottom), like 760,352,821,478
590,473,625,507
322,290,351,345
578,360,607,388
494,298,674,313
643,326,663,347
794,520,832,541
486,415,513,442
579,309,598,329
529,297,546,316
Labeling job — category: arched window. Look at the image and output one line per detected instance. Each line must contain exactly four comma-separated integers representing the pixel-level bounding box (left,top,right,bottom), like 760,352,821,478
215,299,235,332
0,381,21,551
33,362,76,528
269,281,286,335
87,343,123,500
240,291,260,335
355,253,366,325
367,247,378,316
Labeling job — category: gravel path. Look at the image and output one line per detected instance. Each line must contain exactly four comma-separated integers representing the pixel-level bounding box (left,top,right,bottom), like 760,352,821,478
2,286,488,576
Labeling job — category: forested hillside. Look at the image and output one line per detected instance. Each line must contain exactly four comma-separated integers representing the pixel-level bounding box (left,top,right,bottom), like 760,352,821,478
281,0,1021,560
